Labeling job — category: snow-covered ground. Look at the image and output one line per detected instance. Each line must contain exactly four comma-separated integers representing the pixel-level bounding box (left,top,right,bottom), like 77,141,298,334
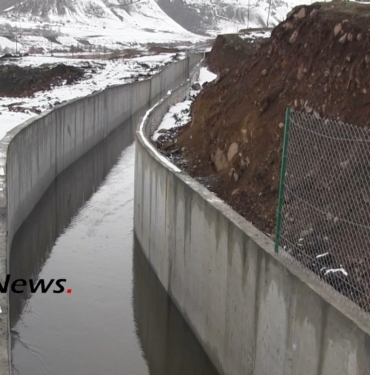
0,0,204,54
0,53,182,140
238,30,271,40
152,67,217,141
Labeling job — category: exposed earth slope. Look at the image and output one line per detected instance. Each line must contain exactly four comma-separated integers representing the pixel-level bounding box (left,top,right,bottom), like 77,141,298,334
174,1,370,234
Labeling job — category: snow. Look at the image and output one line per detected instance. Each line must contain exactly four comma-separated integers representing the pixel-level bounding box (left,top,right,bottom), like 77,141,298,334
0,111,31,140
324,268,349,277
316,252,329,259
199,67,217,85
152,100,192,141
0,53,181,140
139,98,181,173
238,30,271,40
0,36,20,52
0,0,204,54
152,67,216,141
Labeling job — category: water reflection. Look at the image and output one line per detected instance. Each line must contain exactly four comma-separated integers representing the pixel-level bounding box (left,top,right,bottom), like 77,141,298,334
9,107,220,375
10,117,135,330
133,239,220,375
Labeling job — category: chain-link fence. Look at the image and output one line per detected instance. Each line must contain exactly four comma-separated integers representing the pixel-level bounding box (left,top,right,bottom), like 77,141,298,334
275,108,370,312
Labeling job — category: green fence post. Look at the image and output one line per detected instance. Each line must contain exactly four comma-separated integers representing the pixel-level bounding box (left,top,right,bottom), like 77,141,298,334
275,107,291,253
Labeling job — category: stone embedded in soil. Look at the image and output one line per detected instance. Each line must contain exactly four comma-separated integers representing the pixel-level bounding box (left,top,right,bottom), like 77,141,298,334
227,143,239,162
339,34,347,44
282,21,294,30
289,30,299,44
192,82,201,91
295,7,307,19
310,8,318,17
333,23,342,36
232,188,240,196
212,148,229,172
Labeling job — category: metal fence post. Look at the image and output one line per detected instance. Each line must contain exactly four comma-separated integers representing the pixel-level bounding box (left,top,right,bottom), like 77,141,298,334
275,107,291,253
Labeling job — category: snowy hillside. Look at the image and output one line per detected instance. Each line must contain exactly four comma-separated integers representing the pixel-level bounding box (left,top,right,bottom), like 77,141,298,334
155,0,312,35
0,0,202,54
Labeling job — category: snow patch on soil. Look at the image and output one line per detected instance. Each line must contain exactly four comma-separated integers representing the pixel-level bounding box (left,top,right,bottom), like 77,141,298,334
0,53,180,141
152,67,216,141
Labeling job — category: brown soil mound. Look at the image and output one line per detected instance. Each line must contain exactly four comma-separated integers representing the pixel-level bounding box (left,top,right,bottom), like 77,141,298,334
174,1,370,236
205,32,267,74
0,64,84,97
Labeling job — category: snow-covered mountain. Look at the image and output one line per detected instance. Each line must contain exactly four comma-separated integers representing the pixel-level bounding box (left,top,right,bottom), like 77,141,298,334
0,0,203,53
0,0,310,36
0,0,189,34
0,0,312,54
155,0,308,35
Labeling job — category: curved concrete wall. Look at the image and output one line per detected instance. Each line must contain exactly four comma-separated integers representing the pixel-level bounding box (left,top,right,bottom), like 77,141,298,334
0,53,202,375
134,83,370,375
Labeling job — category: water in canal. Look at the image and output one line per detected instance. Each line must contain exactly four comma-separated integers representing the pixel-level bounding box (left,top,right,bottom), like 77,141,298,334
9,119,220,375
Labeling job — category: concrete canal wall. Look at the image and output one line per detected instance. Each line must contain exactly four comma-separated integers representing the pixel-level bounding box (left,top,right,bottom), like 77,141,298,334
0,54,203,375
134,79,370,375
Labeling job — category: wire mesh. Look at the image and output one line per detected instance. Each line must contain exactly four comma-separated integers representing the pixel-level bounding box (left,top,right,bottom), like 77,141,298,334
278,109,370,312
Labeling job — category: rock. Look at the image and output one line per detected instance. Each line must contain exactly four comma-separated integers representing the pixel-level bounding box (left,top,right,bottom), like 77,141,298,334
346,54,351,62
333,217,339,224
363,88,367,94
326,213,333,221
347,33,353,42
191,82,201,91
339,34,347,44
282,21,294,30
229,168,235,178
361,189,370,204
162,140,175,150
227,142,239,162
222,68,230,76
297,64,304,80
157,128,168,134
333,23,342,37
261,69,267,76
340,160,349,169
241,129,248,142
357,33,362,41
300,228,313,238
233,173,239,182
295,7,306,19
289,30,299,44
310,8,318,17
305,106,313,114
232,188,240,196
212,148,229,172
279,122,284,128
313,111,320,120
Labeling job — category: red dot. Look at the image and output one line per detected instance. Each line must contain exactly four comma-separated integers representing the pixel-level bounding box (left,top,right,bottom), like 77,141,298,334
67,289,72,294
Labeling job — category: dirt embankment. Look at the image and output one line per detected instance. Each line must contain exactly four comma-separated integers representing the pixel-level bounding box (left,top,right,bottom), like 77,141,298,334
205,32,267,74
171,2,370,235
0,64,84,97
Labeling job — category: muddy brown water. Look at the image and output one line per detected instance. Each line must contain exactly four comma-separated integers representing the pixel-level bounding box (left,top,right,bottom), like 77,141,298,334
9,119,220,375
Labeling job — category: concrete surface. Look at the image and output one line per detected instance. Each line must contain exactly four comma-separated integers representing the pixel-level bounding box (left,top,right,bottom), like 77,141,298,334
0,53,203,375
134,82,370,375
